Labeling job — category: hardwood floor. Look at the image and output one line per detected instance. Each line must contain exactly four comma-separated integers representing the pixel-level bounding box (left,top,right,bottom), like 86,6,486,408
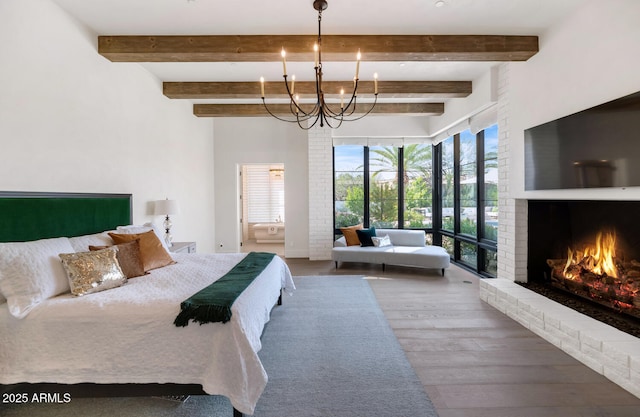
283,258,640,417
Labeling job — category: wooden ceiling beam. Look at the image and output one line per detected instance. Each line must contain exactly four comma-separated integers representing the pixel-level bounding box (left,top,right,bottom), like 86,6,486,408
193,103,444,117
99,35,538,62
164,81,472,99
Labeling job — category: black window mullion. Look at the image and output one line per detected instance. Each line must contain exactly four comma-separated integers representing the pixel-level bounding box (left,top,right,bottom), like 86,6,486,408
333,146,337,235
432,143,442,246
453,134,461,261
476,130,485,272
398,146,405,229
364,146,370,228
476,130,486,240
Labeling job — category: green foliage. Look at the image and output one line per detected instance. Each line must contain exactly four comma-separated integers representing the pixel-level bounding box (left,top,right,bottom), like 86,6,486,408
335,212,362,228
335,172,363,201
405,209,430,228
405,177,431,210
485,183,498,204
460,218,477,235
369,144,433,185
442,216,454,231
344,186,364,218
484,223,498,241
369,181,398,227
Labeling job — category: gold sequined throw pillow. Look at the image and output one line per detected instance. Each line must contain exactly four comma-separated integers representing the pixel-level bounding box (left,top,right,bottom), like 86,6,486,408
59,247,127,296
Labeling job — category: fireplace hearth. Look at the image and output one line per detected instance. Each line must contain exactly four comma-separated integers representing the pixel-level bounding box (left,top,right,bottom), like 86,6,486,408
528,200,640,336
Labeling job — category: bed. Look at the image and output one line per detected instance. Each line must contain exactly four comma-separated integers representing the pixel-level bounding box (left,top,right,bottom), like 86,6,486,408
0,192,295,416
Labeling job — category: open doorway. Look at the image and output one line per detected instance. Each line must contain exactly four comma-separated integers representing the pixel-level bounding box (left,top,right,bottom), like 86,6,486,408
239,163,285,256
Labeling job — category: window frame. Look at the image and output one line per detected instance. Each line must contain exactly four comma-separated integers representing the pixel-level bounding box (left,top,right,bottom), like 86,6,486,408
333,125,498,277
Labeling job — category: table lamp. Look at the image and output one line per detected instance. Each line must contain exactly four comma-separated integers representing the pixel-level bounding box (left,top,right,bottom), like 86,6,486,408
154,198,180,247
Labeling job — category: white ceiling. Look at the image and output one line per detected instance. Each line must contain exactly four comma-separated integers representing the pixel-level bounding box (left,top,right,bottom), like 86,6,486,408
52,0,587,106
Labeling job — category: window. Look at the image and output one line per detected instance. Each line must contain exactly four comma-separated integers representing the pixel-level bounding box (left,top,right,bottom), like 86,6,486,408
244,165,284,223
404,144,433,228
369,145,399,228
436,125,499,275
483,125,499,241
459,130,477,237
441,138,454,232
460,241,477,265
332,123,498,277
334,146,364,228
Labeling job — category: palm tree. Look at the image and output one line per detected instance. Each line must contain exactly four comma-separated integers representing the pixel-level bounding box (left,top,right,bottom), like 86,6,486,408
369,144,432,185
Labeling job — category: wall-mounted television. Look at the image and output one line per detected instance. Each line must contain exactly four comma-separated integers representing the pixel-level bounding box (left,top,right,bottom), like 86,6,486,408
524,90,640,190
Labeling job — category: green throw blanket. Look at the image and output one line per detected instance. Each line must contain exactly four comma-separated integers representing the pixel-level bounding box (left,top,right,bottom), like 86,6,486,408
174,252,276,326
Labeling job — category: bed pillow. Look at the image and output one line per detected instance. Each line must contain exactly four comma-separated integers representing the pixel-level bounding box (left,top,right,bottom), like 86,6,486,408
68,231,114,253
116,222,170,251
59,247,127,296
0,237,75,318
108,230,175,272
372,235,392,248
89,239,147,278
340,224,363,246
356,227,377,247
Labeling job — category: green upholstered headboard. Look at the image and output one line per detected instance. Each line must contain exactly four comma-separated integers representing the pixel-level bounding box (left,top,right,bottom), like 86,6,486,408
0,192,132,243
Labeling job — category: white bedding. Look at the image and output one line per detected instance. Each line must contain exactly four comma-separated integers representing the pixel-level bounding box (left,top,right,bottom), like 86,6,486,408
0,252,295,415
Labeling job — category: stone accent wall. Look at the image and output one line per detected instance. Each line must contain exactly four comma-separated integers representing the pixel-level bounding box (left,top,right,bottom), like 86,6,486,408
486,64,640,400
496,63,528,283
480,278,640,398
307,124,334,260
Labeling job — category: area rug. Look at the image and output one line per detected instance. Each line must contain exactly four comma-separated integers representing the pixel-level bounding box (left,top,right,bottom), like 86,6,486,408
0,276,438,417
253,275,439,417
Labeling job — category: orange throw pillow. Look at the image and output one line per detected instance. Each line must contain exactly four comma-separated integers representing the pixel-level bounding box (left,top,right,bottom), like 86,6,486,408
108,230,175,272
340,224,363,246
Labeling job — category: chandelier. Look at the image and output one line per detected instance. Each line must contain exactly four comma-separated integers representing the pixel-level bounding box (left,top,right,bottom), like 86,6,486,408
260,0,378,129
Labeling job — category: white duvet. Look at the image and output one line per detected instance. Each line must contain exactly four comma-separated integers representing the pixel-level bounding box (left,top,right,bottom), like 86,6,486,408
0,252,295,415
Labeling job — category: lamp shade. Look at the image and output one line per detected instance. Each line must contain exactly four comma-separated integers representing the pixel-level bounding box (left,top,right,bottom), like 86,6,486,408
154,199,180,215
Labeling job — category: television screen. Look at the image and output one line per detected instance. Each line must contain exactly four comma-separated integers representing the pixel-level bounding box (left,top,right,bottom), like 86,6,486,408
524,90,640,190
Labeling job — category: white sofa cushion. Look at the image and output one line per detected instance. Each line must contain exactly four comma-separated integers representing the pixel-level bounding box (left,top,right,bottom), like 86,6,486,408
376,229,426,247
380,246,450,270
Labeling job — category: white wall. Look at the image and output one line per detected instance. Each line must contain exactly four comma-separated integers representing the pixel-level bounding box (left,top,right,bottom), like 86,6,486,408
0,0,216,252
497,0,640,283
213,118,309,257
331,115,430,139
508,0,640,201
428,66,499,141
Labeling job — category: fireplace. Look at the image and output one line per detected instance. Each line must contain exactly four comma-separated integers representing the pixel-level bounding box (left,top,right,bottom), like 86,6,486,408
527,200,640,335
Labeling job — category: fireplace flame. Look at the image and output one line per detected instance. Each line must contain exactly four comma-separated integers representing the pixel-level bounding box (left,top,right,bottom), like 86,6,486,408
562,231,619,278
547,229,639,320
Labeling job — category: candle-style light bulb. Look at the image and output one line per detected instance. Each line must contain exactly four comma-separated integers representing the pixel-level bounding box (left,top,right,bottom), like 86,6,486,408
294,94,300,114
291,75,295,95
340,88,344,109
281,48,287,76
355,49,361,80
314,43,319,68
373,73,378,95
260,77,265,98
